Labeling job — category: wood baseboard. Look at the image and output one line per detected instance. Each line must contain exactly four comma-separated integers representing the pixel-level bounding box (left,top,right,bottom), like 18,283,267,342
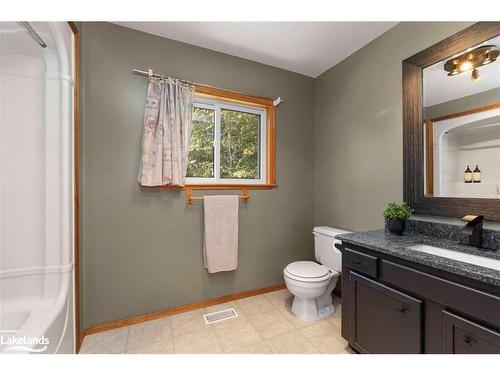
79,283,286,351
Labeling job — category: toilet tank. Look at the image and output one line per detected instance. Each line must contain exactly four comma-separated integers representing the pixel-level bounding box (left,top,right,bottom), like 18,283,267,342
313,226,351,272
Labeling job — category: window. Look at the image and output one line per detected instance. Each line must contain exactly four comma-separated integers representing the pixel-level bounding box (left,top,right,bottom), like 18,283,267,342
185,86,276,187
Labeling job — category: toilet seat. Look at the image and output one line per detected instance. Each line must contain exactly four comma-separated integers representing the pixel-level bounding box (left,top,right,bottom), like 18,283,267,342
284,261,334,283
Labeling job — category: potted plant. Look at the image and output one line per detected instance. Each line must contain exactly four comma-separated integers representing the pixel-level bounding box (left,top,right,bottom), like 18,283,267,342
383,202,413,235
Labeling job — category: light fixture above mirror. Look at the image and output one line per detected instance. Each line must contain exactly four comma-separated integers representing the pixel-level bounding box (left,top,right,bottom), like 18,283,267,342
444,45,499,81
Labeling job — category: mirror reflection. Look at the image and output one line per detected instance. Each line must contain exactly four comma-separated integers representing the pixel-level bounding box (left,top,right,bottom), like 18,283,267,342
423,35,500,199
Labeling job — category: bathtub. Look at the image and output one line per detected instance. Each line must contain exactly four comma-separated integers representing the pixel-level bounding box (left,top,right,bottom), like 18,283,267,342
0,22,75,354
0,267,73,353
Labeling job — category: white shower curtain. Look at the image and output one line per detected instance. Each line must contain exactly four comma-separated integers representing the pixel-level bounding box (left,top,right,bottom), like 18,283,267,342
138,77,195,187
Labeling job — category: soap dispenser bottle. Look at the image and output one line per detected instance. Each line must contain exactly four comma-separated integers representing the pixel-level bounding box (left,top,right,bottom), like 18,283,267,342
464,166,472,183
473,165,481,183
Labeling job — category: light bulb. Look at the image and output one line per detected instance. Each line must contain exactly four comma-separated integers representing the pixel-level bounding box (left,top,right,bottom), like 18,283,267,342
459,60,473,72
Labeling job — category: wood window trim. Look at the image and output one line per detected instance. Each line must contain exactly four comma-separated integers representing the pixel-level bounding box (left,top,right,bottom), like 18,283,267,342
424,103,500,198
425,120,434,197
161,84,277,191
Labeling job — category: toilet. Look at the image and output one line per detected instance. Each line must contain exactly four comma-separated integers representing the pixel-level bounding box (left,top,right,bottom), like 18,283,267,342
284,226,351,322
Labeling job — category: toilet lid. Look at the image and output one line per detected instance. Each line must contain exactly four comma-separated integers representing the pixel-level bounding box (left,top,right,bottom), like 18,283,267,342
285,261,330,280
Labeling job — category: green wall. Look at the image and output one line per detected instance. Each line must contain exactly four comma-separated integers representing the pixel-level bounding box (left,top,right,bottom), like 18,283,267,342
80,21,481,329
79,22,315,328
313,22,474,231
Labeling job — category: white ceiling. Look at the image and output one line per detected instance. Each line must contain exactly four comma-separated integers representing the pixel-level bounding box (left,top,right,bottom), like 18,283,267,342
424,35,500,107
113,22,397,77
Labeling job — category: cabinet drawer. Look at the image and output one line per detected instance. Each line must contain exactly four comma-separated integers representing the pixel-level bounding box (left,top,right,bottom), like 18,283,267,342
443,310,500,354
381,260,500,327
345,248,378,278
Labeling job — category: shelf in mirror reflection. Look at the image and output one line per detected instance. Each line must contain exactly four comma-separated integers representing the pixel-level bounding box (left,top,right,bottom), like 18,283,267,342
426,182,500,199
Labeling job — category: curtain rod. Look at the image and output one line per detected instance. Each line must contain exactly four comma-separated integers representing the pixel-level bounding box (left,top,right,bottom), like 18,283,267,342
132,68,283,107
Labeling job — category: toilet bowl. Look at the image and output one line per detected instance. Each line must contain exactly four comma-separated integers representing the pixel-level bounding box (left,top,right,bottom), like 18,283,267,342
284,261,339,321
284,227,350,322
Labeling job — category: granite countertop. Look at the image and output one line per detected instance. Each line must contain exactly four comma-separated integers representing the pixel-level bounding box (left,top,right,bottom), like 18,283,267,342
336,230,500,287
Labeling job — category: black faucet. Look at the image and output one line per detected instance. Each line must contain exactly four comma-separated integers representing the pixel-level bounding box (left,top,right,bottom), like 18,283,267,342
460,215,484,248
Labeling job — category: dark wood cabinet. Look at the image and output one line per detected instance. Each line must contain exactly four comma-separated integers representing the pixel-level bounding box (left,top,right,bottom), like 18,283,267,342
340,243,500,354
442,310,500,354
348,271,423,353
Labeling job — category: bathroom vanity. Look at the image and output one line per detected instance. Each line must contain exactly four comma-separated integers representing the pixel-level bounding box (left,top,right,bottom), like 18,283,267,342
336,225,500,354
339,22,500,354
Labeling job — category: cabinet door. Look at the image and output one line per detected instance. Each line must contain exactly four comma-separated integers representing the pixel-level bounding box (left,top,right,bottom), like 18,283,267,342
348,271,423,353
443,311,500,354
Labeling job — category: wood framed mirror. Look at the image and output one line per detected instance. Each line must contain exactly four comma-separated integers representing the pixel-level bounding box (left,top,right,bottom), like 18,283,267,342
403,22,500,221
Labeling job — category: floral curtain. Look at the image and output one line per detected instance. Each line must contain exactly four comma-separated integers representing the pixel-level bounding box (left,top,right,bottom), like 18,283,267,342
138,77,195,187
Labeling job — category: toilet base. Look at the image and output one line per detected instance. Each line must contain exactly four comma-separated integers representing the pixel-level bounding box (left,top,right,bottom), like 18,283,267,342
286,274,339,322
291,297,335,322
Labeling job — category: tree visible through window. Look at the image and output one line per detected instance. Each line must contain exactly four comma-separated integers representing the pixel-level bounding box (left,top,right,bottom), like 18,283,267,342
186,97,265,184
220,109,260,179
187,107,214,178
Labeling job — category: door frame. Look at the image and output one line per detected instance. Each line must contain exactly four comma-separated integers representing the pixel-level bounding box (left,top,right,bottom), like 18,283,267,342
67,21,81,353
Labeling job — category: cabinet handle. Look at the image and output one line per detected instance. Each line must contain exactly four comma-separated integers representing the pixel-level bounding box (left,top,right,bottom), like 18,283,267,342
463,335,472,345
352,260,361,265
396,307,407,313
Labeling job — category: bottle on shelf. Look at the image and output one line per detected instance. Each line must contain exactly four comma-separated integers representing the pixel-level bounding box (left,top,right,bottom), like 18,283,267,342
472,165,481,183
464,166,472,183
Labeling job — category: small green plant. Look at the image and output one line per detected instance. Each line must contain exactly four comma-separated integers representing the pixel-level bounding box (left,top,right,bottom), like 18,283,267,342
383,202,413,220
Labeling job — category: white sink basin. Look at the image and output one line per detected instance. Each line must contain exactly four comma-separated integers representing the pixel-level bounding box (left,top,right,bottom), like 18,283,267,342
408,244,500,271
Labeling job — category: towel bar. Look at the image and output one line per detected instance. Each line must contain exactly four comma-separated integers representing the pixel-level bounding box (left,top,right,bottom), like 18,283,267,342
185,188,249,204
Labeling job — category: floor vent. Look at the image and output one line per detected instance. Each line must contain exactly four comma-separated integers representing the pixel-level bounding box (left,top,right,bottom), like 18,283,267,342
203,308,238,325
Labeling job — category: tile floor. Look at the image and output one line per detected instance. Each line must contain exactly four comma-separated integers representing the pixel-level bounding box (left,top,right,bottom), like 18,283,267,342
79,289,355,354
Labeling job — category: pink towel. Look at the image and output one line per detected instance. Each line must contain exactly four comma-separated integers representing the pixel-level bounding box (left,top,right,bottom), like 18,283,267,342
203,195,239,273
